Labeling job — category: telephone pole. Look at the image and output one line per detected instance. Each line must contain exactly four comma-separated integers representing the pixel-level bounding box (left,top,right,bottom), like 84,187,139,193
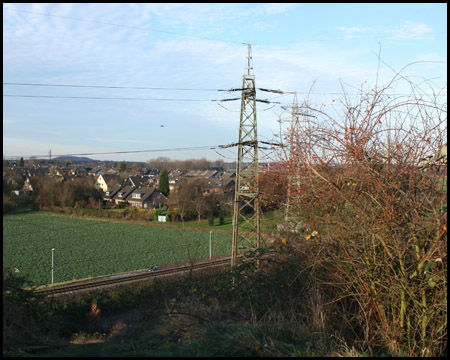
231,44,261,266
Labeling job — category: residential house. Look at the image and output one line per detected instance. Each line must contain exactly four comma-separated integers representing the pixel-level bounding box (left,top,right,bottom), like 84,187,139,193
95,174,121,192
126,175,150,188
140,167,159,177
169,177,185,193
168,170,184,184
128,187,167,209
104,168,119,175
112,186,136,206
209,178,235,194
205,171,235,194
102,183,123,202
185,170,219,182
72,167,89,177
223,178,236,192
27,166,50,178
88,167,103,177
22,177,34,193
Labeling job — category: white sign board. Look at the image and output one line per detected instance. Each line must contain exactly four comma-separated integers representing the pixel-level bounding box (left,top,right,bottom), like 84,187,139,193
158,215,167,222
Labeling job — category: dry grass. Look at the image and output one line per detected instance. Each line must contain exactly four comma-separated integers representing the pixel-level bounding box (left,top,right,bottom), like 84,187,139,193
70,332,106,344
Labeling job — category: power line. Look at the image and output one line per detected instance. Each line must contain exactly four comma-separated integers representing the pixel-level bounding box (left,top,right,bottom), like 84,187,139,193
4,94,400,107
3,82,221,92
3,7,247,46
3,140,282,160
3,145,223,160
4,94,282,104
5,82,442,98
3,82,292,95
3,94,214,101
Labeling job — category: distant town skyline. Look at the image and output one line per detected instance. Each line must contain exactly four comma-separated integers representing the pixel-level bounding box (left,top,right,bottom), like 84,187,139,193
3,3,447,162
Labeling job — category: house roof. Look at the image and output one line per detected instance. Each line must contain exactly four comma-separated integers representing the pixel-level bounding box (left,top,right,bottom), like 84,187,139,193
89,167,103,175
221,171,236,180
99,174,121,186
103,183,123,199
128,187,157,203
184,169,219,178
112,185,135,201
127,175,149,188
27,167,50,177
168,170,184,180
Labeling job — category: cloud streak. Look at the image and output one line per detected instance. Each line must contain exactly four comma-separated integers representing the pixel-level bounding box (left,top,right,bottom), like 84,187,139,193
338,21,435,41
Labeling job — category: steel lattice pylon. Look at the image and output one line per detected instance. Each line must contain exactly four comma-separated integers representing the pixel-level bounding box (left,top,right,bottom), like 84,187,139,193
285,92,299,221
231,44,260,266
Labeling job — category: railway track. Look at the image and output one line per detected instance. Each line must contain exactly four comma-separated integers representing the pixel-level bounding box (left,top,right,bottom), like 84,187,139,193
34,256,235,297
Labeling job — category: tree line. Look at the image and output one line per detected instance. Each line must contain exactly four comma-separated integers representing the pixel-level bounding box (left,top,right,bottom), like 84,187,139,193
3,175,103,214
146,157,225,171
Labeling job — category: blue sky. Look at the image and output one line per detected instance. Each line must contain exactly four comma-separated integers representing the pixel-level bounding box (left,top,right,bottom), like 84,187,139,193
3,3,447,162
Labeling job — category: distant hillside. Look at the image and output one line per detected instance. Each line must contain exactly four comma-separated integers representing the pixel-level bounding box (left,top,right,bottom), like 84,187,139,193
53,156,96,162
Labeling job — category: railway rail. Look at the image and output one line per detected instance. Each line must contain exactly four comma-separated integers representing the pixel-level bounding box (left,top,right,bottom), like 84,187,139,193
34,256,236,297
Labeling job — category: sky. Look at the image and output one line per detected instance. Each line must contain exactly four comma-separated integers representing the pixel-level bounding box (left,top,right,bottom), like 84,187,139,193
3,3,447,163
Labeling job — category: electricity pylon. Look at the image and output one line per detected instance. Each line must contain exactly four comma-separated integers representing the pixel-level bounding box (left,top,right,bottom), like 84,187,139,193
285,92,299,221
231,44,261,266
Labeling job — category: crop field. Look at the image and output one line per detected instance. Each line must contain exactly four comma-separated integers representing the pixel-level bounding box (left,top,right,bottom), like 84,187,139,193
3,212,233,287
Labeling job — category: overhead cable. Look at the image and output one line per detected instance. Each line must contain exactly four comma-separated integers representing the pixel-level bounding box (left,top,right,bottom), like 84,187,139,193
3,7,247,45
4,94,214,101
3,94,281,104
3,82,220,91
4,140,282,160
6,82,427,97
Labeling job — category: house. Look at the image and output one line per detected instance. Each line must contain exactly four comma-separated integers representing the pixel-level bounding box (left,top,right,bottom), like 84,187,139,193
168,170,184,184
184,169,219,179
127,187,167,209
222,179,236,192
126,175,150,188
169,177,185,193
102,183,123,202
27,166,50,178
22,177,34,193
211,178,235,193
88,167,103,177
72,166,89,177
112,186,136,206
105,168,119,175
95,174,121,192
221,171,236,181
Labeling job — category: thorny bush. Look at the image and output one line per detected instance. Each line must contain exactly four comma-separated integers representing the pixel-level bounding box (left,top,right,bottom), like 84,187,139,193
270,69,447,356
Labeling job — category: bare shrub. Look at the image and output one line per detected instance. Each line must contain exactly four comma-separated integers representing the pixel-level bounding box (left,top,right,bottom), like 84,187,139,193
3,195,15,214
274,67,447,356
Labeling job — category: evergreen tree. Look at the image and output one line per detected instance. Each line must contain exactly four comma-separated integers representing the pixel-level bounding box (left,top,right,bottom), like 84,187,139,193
118,161,127,173
208,211,215,226
219,210,225,225
19,157,24,167
158,168,170,197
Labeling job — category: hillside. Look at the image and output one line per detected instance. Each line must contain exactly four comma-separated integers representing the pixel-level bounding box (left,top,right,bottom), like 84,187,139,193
52,156,96,162
4,257,369,357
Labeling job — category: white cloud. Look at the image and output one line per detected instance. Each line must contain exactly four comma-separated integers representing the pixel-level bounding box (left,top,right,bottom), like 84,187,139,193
390,21,434,40
337,26,373,40
338,21,435,41
260,3,298,15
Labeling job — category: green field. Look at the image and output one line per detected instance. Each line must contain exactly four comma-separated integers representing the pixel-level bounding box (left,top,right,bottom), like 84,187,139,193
3,212,233,287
